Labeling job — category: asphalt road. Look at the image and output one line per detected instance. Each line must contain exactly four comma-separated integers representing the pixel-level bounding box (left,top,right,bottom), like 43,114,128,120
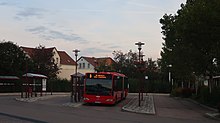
0,94,218,123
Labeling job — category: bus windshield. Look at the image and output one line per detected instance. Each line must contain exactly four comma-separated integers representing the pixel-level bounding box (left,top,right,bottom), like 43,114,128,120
85,79,112,96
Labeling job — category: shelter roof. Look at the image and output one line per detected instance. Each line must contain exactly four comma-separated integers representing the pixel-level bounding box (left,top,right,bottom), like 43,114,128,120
0,76,19,80
22,73,47,78
71,72,85,77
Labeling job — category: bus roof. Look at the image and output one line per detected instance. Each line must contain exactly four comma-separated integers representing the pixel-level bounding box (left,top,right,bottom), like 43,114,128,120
86,72,126,77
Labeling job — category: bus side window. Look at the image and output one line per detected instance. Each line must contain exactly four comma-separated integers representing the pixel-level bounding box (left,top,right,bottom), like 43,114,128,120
124,77,128,89
113,77,118,91
114,76,123,91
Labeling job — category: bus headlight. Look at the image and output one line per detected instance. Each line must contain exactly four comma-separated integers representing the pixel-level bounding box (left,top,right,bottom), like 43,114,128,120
106,99,113,102
84,98,89,101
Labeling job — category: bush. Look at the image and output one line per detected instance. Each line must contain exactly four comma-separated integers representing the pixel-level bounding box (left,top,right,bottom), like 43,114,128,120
217,102,220,113
198,86,210,104
47,79,71,92
128,78,139,93
196,86,220,109
182,88,194,98
171,87,182,97
128,78,170,93
171,87,194,98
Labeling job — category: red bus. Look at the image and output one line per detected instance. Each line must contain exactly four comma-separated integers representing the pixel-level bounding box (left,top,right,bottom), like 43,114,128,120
83,72,128,105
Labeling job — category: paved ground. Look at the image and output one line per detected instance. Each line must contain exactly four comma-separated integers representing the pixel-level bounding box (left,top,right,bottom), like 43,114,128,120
0,93,219,123
122,94,155,114
154,94,213,121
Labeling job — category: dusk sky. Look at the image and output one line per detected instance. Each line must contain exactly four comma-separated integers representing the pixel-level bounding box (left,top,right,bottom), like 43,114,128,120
0,0,186,60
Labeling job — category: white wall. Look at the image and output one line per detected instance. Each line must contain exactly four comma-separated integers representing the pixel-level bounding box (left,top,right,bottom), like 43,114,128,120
52,49,60,66
58,64,75,80
78,58,95,74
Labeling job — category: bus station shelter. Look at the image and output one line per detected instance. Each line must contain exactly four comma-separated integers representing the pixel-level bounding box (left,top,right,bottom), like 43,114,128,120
0,76,20,92
22,73,47,98
71,72,85,102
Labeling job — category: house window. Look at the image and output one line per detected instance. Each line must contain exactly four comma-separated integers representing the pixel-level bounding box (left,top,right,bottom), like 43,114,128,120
56,58,59,63
83,63,85,69
79,63,81,69
88,63,90,68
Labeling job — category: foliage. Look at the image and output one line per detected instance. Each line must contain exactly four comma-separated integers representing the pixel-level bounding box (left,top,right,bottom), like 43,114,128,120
128,78,139,92
32,45,60,79
160,0,220,83
47,78,71,92
208,87,220,106
218,102,220,113
112,50,138,78
171,87,194,98
95,59,115,72
0,41,32,76
198,86,210,104
112,50,170,93
192,86,220,108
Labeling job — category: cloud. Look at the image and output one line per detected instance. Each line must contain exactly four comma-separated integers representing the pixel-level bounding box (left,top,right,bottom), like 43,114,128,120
27,26,47,34
15,8,46,20
108,45,121,49
100,43,121,49
0,2,9,6
26,26,86,42
83,47,112,55
0,1,16,6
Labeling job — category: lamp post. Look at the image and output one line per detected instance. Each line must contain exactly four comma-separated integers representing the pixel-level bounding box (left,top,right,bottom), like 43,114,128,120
168,64,172,92
140,54,145,101
135,42,145,106
71,49,80,103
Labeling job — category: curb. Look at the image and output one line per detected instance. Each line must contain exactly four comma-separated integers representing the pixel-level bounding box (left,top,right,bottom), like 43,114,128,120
0,92,70,96
15,94,68,103
0,93,20,96
185,98,218,112
204,113,220,121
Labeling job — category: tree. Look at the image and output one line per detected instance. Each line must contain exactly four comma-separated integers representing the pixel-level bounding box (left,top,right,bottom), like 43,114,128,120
95,59,115,72
160,0,220,83
0,41,31,76
112,50,138,78
32,45,59,79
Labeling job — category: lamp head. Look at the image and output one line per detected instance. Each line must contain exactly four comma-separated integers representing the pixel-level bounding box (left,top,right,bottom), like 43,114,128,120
135,42,145,51
73,49,80,56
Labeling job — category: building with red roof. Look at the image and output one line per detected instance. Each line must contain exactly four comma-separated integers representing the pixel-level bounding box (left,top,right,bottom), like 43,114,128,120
77,56,115,74
21,47,76,80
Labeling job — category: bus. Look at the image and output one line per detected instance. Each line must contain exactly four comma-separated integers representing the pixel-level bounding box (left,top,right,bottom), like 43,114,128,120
83,72,128,105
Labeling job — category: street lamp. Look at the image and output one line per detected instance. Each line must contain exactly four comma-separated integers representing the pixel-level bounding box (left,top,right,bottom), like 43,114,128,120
168,64,172,92
135,41,145,106
140,54,145,101
135,42,145,62
71,49,80,103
